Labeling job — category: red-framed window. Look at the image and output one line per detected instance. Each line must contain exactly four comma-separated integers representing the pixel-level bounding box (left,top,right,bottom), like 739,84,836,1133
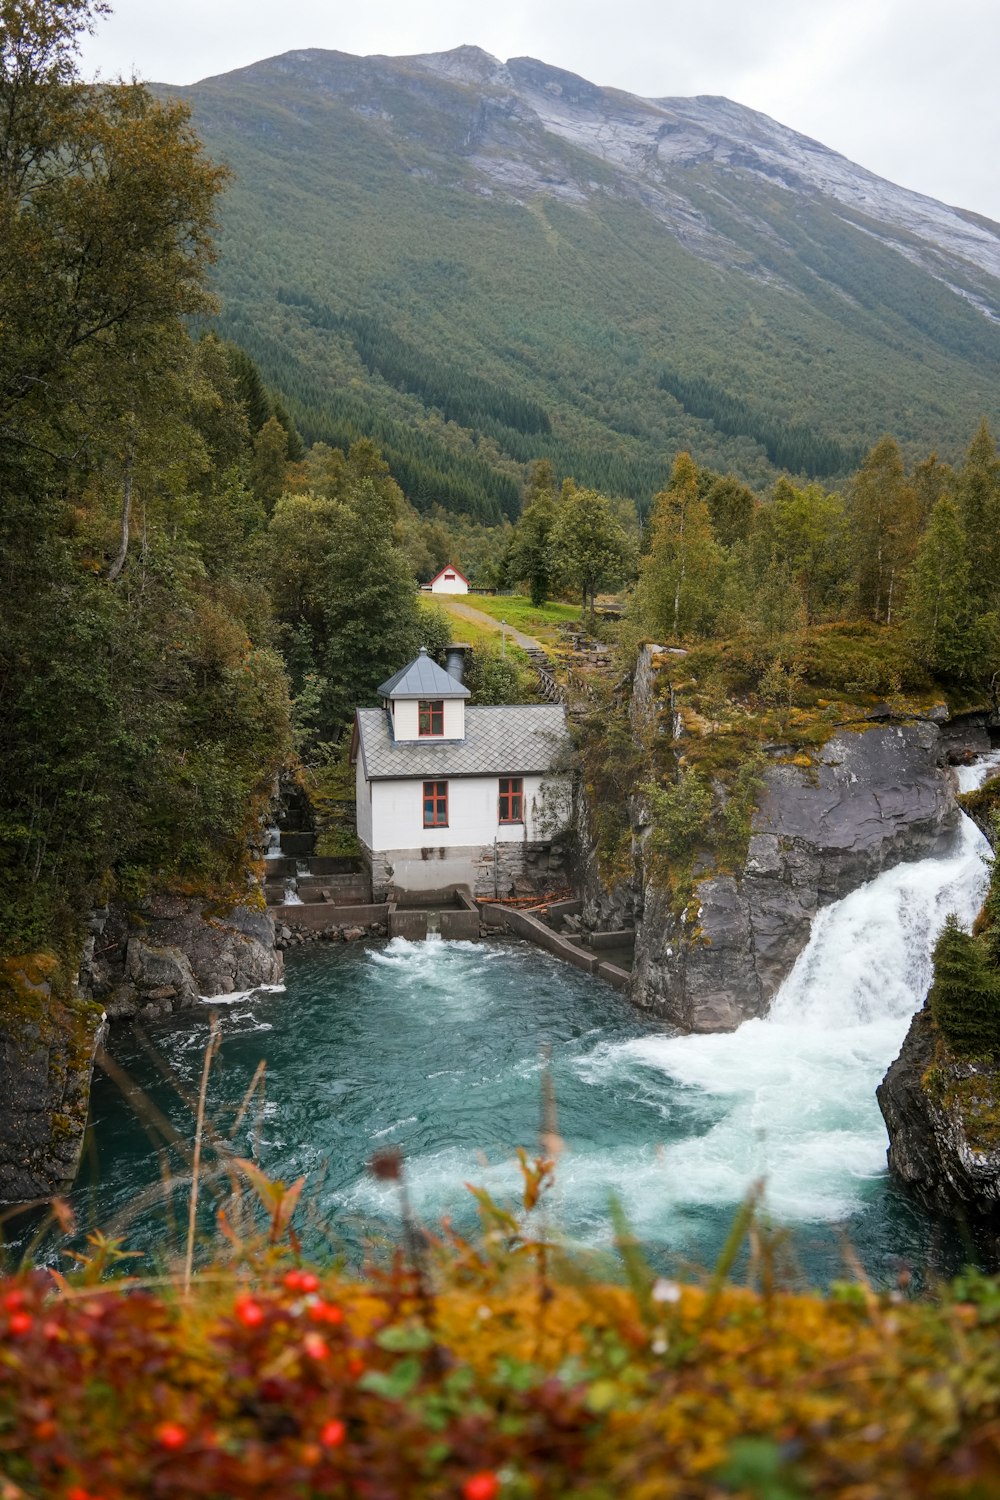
498,777,524,824
418,699,444,737
423,780,448,827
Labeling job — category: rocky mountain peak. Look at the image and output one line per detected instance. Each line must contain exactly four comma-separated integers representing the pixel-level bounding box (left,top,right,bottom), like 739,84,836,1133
404,45,513,90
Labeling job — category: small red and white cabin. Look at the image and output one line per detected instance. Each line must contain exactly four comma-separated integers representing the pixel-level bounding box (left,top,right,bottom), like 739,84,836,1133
426,563,470,595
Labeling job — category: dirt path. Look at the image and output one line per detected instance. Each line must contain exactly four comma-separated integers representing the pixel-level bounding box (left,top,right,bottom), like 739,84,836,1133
437,598,543,652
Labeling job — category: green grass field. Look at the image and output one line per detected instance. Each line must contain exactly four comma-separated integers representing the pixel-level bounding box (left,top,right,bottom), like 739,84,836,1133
462,594,582,644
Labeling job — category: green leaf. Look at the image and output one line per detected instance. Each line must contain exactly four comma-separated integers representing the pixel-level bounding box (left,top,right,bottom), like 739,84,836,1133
358,1356,422,1401
376,1321,435,1353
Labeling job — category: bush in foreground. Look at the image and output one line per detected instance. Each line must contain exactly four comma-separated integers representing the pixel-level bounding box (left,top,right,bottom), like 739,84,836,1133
4,1171,1000,1498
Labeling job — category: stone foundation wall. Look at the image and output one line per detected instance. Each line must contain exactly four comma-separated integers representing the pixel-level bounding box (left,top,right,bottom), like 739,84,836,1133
364,837,571,903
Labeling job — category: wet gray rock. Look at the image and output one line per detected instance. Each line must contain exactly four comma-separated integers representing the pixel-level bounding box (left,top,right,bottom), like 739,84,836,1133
84,894,282,1018
629,722,957,1032
878,1007,1000,1237
0,957,105,1201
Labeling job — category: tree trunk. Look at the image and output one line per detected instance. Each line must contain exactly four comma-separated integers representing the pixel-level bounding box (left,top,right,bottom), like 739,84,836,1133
105,451,133,583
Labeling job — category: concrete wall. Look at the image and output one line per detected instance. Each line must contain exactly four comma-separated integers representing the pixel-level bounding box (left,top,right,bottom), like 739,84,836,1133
391,696,465,742
482,906,599,975
388,907,428,940
480,906,630,990
295,873,371,905
440,908,481,940
279,832,314,857
272,903,388,930
307,857,364,876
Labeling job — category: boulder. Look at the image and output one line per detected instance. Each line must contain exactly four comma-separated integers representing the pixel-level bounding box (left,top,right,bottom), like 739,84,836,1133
86,895,283,1017
878,1007,1000,1240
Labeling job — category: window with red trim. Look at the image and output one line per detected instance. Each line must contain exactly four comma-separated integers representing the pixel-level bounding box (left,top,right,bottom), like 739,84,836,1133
423,780,448,827
498,777,523,824
418,700,444,736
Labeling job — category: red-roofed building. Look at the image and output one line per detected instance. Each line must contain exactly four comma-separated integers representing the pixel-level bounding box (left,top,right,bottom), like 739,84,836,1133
426,563,470,594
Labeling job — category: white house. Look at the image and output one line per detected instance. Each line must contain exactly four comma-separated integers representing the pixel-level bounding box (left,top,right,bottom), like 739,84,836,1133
352,648,573,901
426,563,470,595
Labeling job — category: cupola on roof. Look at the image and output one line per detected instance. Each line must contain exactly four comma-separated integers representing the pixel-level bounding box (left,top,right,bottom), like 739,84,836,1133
376,647,471,700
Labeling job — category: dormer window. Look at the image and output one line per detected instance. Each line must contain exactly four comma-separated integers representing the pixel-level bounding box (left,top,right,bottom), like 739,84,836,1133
418,700,444,737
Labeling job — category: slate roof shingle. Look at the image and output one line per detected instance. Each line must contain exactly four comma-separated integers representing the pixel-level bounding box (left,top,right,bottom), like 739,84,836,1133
355,703,572,780
376,647,470,700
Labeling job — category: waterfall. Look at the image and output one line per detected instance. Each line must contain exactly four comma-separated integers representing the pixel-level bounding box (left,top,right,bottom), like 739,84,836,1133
264,825,282,860
600,750,998,1225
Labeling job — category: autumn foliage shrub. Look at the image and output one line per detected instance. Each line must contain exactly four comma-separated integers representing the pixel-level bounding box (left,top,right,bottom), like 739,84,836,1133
6,1169,1000,1498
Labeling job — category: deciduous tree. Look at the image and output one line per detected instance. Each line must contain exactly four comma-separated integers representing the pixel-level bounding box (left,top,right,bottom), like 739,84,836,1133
636,452,721,639
550,480,632,616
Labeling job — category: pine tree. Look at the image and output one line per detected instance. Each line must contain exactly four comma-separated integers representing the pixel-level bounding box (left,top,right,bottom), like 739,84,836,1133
900,495,983,678
929,915,1000,1059
508,460,557,605
318,476,421,727
251,416,289,513
703,473,756,549
911,451,955,527
956,419,1000,611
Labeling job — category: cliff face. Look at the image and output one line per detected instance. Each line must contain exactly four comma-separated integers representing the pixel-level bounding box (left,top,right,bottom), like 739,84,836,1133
79,895,283,1020
878,1007,1000,1234
877,762,1000,1231
0,895,282,1204
631,723,956,1031
0,956,105,1202
581,646,961,1032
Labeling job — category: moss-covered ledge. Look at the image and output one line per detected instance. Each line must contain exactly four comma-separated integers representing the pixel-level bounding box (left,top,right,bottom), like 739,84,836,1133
0,954,105,1203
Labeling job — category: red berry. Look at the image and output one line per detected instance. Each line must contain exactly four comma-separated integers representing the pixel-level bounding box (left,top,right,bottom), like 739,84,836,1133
308,1300,344,1326
320,1418,346,1448
155,1421,187,1450
299,1272,320,1294
303,1332,328,1361
463,1474,500,1500
3,1289,26,1311
8,1311,32,1336
235,1296,265,1328
283,1270,304,1291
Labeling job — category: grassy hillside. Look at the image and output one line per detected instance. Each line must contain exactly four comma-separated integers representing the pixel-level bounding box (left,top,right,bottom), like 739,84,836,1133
162,51,1000,519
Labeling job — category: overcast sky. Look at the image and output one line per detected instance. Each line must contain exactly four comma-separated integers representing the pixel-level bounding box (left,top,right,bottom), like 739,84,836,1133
78,0,1000,223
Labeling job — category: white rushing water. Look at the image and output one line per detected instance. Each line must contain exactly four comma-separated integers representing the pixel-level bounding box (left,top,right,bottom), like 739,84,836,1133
574,752,998,1233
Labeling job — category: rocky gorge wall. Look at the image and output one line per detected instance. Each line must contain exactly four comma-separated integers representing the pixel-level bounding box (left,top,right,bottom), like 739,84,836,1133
79,894,282,1019
0,894,282,1203
877,1008,1000,1239
581,645,979,1033
876,754,1000,1238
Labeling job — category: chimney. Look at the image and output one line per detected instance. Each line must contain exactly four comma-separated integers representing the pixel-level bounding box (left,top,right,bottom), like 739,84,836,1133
445,643,469,684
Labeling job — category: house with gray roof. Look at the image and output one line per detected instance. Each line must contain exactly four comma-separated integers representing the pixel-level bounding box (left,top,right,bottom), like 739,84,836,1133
351,648,574,901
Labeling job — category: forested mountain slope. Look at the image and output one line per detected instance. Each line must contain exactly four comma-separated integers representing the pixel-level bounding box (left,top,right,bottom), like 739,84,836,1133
165,45,1000,519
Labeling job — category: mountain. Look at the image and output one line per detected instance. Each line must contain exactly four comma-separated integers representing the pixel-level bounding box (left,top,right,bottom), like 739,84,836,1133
166,47,1000,519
